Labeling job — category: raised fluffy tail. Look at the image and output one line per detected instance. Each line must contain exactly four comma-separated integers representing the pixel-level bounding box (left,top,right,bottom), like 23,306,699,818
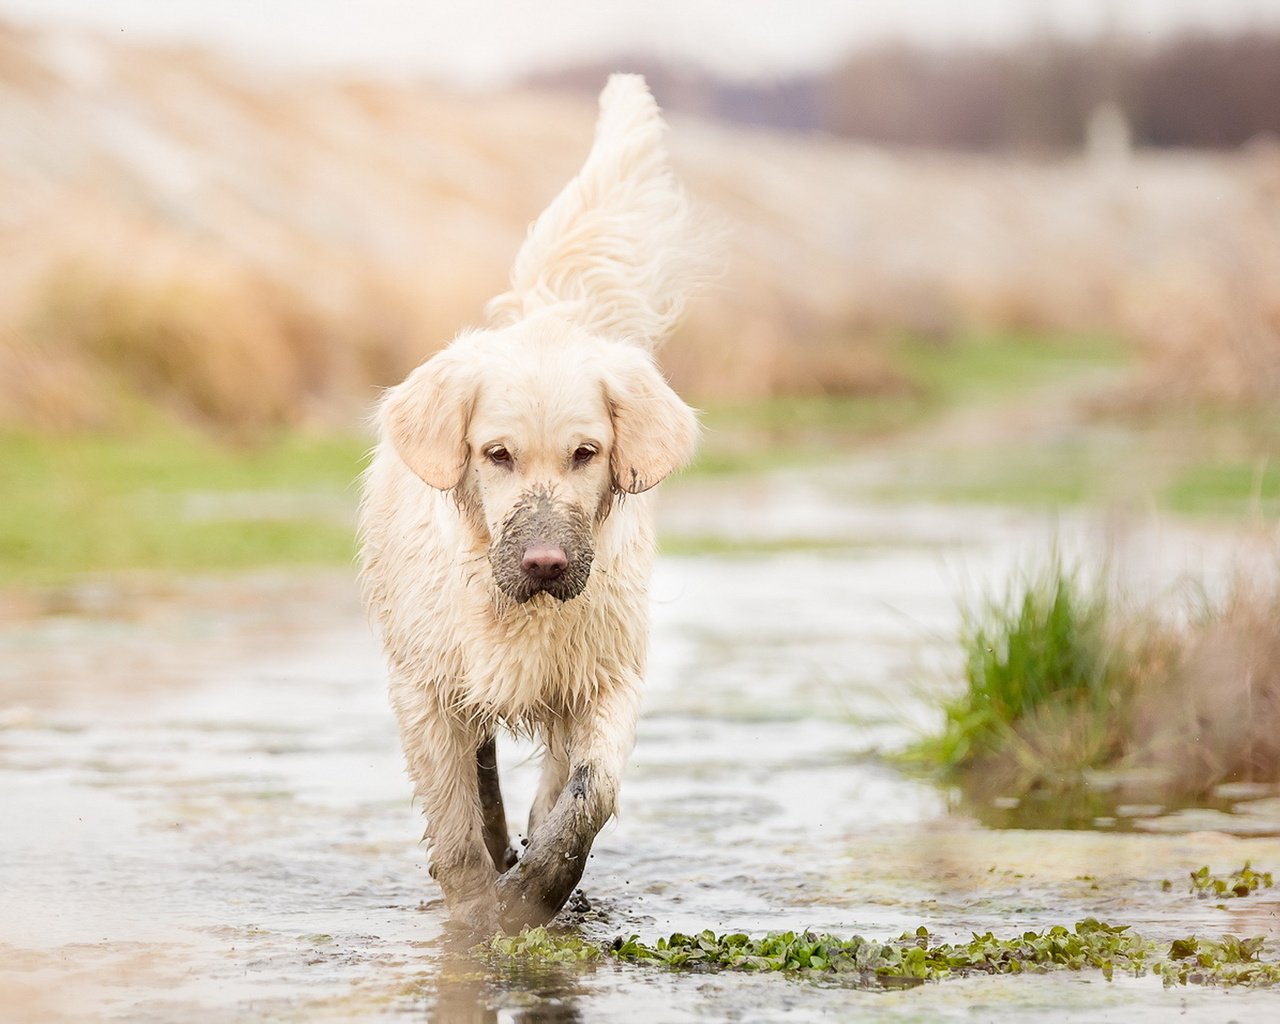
485,74,711,350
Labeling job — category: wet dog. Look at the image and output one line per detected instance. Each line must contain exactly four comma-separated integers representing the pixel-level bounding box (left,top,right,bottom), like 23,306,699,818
358,75,709,932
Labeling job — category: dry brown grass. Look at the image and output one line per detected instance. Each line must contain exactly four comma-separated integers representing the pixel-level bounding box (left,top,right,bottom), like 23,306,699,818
1118,161,1280,407
2,23,1279,433
29,263,314,430
1128,579,1280,795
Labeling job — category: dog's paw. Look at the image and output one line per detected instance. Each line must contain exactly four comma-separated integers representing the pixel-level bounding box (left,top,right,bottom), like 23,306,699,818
495,865,553,932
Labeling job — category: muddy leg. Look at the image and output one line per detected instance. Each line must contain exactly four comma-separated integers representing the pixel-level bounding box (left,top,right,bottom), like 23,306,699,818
497,764,613,930
476,736,517,871
497,681,641,930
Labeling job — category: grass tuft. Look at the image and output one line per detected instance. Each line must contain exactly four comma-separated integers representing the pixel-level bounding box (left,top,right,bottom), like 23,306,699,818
908,553,1280,801
908,554,1121,787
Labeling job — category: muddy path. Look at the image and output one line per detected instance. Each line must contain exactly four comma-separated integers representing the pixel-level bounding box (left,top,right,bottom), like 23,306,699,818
4,491,1280,1021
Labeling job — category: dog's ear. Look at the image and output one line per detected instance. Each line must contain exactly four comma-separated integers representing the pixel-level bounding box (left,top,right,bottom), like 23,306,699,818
382,347,476,491
605,348,699,494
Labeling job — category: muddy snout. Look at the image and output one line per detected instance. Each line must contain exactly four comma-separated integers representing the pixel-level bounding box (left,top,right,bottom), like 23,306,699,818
491,493,593,603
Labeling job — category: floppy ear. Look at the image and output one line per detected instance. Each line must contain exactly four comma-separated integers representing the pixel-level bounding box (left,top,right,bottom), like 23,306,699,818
381,347,476,490
606,349,699,494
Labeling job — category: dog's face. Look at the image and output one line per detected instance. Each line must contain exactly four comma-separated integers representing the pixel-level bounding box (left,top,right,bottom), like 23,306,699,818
383,315,698,604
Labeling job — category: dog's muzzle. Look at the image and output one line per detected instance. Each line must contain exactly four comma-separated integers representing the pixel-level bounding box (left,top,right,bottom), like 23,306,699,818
490,491,593,603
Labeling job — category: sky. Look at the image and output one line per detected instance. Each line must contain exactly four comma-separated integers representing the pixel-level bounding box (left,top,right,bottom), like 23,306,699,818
4,0,1280,86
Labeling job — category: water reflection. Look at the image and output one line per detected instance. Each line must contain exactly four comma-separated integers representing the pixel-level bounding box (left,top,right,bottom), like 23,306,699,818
950,779,1280,835
417,932,586,1024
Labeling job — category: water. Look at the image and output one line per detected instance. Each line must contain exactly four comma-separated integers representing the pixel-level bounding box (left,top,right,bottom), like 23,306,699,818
3,487,1280,1021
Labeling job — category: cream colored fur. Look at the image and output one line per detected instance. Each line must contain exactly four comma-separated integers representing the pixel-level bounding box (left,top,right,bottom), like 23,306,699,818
358,75,708,931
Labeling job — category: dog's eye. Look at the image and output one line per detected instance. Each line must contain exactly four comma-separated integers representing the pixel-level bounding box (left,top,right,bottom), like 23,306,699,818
572,445,597,466
485,446,513,466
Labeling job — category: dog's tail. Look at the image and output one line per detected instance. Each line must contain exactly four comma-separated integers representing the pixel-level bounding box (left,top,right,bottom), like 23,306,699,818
486,74,713,351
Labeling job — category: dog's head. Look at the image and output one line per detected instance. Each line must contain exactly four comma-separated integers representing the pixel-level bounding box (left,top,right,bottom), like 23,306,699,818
381,75,706,604
382,314,697,604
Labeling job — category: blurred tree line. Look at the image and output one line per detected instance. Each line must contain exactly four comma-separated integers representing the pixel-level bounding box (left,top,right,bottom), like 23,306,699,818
527,31,1280,151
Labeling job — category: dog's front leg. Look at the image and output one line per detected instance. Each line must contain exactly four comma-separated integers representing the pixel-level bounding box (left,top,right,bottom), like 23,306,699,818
476,736,517,870
394,691,499,932
497,679,641,930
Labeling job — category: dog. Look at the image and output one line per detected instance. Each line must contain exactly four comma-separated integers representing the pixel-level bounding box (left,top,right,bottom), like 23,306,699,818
358,75,710,933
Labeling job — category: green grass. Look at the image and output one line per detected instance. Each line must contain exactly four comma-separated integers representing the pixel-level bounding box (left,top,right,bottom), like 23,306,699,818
692,393,926,476
689,330,1126,477
1164,459,1280,519
874,436,1280,520
483,917,1280,988
0,428,367,583
895,330,1124,402
870,399,1280,520
868,440,1111,508
906,554,1120,780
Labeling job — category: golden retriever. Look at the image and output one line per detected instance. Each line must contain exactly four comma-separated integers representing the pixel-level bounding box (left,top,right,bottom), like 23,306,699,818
358,74,708,932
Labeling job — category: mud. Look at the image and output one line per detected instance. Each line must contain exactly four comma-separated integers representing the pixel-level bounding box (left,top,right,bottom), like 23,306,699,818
4,484,1280,1021
489,489,594,603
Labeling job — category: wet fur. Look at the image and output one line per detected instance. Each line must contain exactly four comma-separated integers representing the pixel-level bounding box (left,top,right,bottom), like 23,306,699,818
358,75,709,931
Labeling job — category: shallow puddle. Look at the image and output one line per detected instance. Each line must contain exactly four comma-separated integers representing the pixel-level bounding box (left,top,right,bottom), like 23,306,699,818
3,486,1280,1021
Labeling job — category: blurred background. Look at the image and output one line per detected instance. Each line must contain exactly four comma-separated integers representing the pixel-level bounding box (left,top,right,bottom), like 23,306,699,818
5,3,1280,1020
1,0,1279,578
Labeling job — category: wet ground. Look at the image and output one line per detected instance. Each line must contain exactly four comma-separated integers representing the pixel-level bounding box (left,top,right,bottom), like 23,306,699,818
4,476,1280,1022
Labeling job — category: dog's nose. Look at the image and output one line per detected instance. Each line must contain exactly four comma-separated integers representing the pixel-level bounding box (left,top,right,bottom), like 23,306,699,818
522,544,568,581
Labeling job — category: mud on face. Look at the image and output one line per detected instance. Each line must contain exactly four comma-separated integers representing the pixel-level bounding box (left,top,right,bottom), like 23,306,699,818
489,489,594,603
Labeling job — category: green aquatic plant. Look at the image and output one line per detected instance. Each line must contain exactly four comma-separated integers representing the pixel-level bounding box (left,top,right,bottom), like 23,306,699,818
1159,934,1275,986
482,918,1280,988
1187,863,1274,899
486,926,603,964
607,920,1152,982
